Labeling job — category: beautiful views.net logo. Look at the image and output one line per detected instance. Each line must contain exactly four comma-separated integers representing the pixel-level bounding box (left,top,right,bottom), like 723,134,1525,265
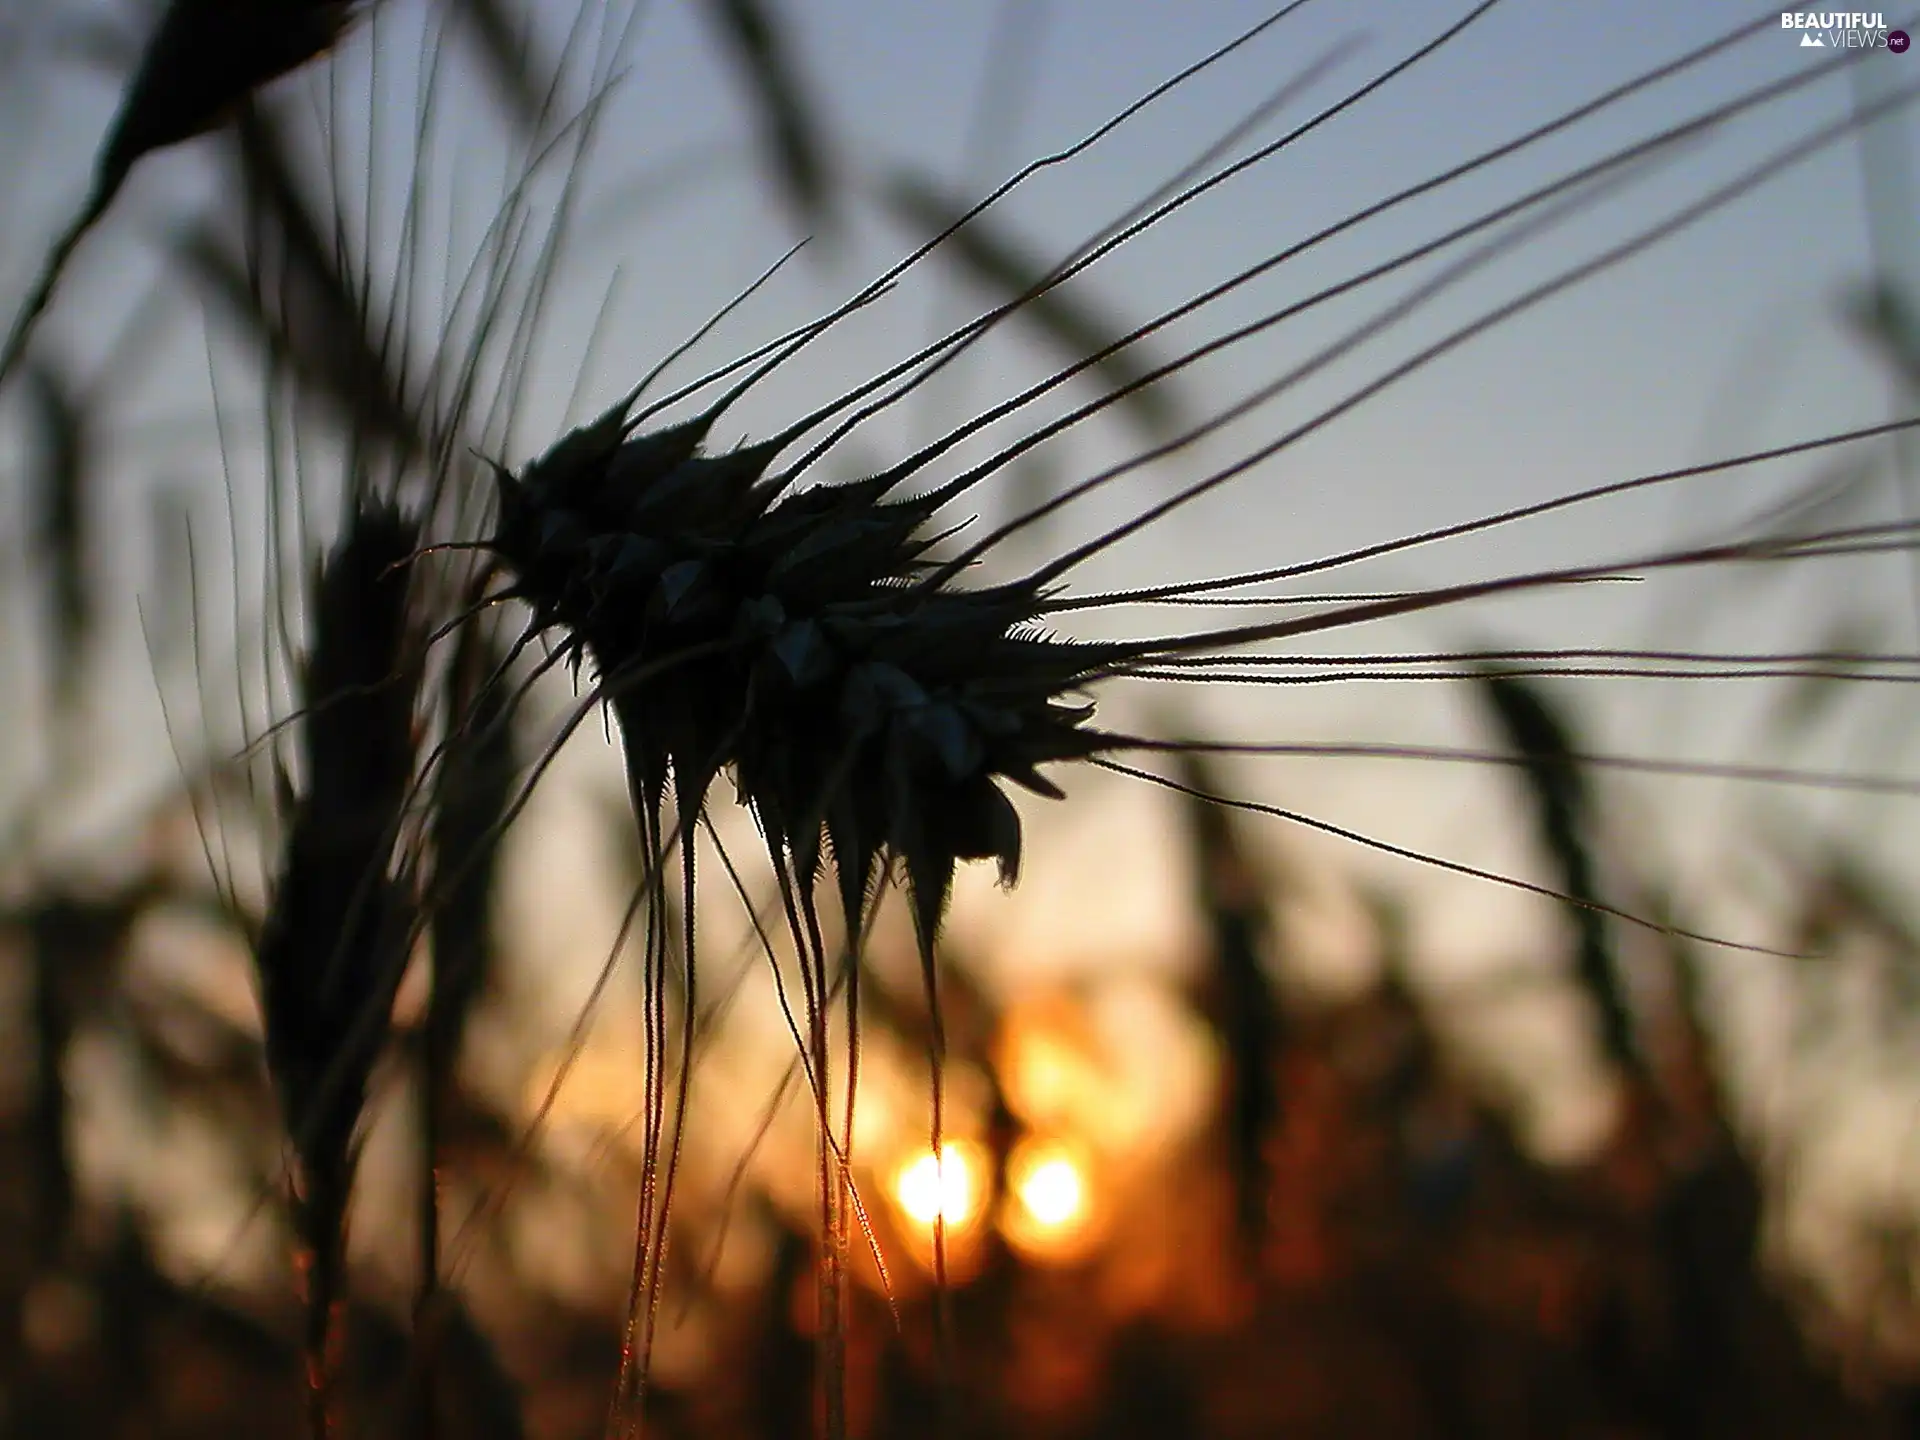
1781,11,1908,50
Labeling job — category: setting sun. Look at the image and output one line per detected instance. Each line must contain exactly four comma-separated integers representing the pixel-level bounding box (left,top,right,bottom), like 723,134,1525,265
1002,1139,1102,1263
893,1142,983,1231
1015,1152,1084,1229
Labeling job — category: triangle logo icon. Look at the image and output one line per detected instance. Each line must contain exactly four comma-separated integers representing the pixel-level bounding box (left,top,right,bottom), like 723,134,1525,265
1800,32,1825,45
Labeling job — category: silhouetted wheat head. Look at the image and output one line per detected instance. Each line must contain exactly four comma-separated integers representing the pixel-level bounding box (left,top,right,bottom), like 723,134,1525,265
483,385,1116,956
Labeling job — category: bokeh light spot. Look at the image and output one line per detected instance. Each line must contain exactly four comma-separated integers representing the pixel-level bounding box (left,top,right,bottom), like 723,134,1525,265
1017,1154,1084,1229
893,1142,980,1230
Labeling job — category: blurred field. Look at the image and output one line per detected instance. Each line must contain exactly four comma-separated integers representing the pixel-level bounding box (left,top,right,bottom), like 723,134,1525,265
2,3,1919,1437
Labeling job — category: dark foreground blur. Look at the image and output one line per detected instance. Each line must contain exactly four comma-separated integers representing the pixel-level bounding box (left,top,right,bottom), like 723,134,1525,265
5,743,1919,1440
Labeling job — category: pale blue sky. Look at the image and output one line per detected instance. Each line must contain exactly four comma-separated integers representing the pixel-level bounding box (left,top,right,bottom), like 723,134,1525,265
1,0,1914,952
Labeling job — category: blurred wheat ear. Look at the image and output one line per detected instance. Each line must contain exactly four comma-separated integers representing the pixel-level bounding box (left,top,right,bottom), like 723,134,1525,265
0,0,364,389
20,360,93,724
1173,746,1284,1265
879,170,1186,442
1470,661,1640,1079
253,497,423,1440
700,0,837,232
